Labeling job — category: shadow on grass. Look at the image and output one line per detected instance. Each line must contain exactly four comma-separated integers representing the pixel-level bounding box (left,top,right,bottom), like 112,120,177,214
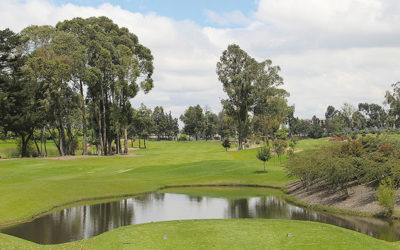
253,171,268,174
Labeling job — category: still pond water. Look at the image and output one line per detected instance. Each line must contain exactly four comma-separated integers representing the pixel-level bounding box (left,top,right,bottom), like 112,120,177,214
2,191,400,244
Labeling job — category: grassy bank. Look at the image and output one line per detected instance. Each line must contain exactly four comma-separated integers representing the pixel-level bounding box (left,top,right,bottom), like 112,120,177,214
0,219,397,249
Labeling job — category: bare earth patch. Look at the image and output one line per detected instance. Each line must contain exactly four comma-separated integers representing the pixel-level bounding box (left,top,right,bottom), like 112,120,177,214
287,180,400,213
228,144,262,151
50,153,139,160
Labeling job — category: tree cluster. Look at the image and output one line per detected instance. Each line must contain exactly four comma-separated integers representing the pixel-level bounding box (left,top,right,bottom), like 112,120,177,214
180,105,234,141
0,17,155,156
129,104,179,149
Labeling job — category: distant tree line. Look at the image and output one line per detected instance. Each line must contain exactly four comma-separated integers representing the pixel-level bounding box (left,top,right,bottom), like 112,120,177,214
287,82,400,139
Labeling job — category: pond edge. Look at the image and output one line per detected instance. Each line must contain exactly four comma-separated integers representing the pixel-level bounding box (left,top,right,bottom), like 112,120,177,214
1,183,395,228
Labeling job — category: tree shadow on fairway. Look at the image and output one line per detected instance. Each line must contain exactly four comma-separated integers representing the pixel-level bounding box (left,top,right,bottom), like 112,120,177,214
253,171,268,174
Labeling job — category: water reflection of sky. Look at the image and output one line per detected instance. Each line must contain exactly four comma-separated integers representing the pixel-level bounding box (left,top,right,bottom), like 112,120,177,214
2,192,400,244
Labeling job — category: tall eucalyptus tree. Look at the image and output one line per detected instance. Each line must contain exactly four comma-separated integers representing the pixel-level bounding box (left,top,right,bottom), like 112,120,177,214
217,44,288,149
57,16,154,155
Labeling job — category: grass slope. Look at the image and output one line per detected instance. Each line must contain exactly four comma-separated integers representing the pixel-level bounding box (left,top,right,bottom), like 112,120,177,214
0,140,296,224
0,220,397,249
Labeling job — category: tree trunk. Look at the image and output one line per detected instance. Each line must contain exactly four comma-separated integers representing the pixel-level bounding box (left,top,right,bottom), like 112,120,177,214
58,126,65,156
264,125,270,146
49,129,61,155
118,136,122,153
97,101,104,156
264,161,266,173
44,136,47,157
20,134,30,157
139,136,141,148
40,130,43,156
116,132,120,154
107,139,112,155
80,80,88,155
67,124,74,155
144,137,146,148
101,84,107,155
124,127,128,154
33,138,41,157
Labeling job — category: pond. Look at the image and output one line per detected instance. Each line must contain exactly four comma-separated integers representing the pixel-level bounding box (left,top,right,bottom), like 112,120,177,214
1,189,400,244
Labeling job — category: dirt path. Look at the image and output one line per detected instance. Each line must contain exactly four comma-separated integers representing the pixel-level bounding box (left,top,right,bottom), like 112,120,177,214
0,153,139,160
228,144,262,151
228,145,303,154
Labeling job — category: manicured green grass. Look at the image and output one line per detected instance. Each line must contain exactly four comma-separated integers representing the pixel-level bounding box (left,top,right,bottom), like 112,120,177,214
0,140,295,225
0,220,397,249
0,139,63,158
0,138,398,249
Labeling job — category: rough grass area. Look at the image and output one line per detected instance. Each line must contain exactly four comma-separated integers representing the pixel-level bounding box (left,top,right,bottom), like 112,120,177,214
0,219,398,249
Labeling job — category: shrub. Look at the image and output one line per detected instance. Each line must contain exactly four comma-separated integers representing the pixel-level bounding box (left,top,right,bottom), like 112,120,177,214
286,137,400,195
222,138,231,151
178,134,189,141
379,142,396,157
377,179,397,217
256,146,271,173
361,130,367,137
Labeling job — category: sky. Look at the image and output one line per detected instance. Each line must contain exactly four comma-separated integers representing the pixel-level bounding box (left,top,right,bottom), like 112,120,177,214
1,0,400,120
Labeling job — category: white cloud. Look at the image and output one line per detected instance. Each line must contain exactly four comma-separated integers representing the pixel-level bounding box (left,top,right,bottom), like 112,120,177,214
275,47,400,118
0,0,399,121
254,0,400,50
255,0,397,33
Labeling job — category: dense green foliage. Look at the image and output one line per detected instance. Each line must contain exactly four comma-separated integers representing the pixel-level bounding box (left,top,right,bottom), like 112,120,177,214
377,179,397,217
287,136,400,196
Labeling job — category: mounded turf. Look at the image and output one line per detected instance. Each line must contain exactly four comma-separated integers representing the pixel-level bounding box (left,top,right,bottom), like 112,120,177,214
0,219,398,249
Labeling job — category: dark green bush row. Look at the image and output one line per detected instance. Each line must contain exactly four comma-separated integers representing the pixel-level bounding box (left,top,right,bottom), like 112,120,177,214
286,136,400,195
